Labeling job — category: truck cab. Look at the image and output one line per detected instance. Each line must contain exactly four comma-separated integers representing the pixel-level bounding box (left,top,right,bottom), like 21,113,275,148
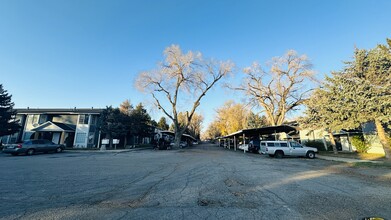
263,140,317,159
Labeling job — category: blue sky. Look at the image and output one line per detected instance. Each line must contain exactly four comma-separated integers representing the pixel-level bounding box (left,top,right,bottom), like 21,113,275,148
1,0,390,129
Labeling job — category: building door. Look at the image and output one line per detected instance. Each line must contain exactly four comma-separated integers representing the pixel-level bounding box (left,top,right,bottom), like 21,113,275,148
52,133,60,144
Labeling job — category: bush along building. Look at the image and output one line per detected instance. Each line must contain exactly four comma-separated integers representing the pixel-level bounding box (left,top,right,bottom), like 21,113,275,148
1,108,103,148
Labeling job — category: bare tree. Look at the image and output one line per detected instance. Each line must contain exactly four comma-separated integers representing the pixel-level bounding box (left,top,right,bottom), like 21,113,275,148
135,45,234,148
231,50,316,126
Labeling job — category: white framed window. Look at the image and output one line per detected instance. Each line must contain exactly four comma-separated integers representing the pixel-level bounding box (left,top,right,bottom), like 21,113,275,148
78,115,89,124
75,133,87,144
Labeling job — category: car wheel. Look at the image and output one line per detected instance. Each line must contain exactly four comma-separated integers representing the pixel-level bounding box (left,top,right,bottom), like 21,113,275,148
26,149,35,156
56,147,63,153
306,151,315,159
275,151,284,159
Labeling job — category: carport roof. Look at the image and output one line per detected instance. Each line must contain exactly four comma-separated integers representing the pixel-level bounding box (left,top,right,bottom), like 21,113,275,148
222,125,297,138
160,131,197,141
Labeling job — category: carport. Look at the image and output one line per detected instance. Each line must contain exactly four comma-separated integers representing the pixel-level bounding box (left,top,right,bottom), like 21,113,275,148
218,125,298,151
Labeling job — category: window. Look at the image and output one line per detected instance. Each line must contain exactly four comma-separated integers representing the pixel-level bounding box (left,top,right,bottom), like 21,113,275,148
43,140,54,144
267,142,275,147
32,140,42,144
78,115,89,124
90,115,96,125
39,115,48,124
28,115,39,125
75,133,87,144
290,141,302,148
23,132,34,141
88,132,95,144
280,142,288,147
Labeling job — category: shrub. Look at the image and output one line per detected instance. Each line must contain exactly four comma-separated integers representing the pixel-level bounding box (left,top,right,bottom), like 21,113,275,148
303,140,327,151
350,135,370,153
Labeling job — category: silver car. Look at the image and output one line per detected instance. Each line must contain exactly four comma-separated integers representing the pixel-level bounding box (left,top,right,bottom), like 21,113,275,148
2,139,65,156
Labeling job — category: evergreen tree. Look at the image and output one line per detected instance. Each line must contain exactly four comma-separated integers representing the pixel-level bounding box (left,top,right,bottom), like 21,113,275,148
0,84,21,137
98,106,128,149
119,99,133,115
157,117,169,130
302,39,391,158
246,112,267,129
301,88,341,154
129,103,153,139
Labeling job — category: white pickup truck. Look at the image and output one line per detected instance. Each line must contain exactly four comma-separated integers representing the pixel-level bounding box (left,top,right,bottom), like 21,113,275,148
262,141,317,159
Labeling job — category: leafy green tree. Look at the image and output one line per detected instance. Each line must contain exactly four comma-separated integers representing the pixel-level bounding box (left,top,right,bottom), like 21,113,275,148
341,40,391,158
0,84,21,137
302,39,391,158
157,117,169,130
301,88,342,154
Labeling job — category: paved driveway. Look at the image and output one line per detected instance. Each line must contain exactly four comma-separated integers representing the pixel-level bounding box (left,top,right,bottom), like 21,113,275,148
0,144,390,219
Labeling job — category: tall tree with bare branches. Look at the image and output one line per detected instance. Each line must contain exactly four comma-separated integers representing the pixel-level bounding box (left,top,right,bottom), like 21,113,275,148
231,50,316,126
135,45,234,148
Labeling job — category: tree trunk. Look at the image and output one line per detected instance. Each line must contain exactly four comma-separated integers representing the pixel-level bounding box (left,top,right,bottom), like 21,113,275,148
328,130,338,154
173,131,183,149
374,119,390,159
108,134,113,149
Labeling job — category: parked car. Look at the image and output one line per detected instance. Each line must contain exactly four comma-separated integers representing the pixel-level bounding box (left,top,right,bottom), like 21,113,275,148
248,139,261,153
2,139,65,156
169,141,188,148
238,141,249,151
264,140,317,159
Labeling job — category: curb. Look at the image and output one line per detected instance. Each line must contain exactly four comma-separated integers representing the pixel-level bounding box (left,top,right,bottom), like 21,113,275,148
317,155,383,164
66,147,153,153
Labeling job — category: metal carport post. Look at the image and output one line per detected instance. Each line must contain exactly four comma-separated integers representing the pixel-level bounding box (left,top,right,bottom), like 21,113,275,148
243,133,246,153
234,136,236,151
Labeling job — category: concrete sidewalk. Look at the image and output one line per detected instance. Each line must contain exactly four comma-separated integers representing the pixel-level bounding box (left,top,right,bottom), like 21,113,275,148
317,155,383,163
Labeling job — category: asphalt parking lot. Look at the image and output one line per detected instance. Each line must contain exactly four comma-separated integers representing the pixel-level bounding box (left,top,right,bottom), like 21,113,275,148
1,144,390,220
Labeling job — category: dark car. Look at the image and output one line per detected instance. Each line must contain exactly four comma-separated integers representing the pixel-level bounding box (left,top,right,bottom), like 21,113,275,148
248,139,261,153
2,139,65,156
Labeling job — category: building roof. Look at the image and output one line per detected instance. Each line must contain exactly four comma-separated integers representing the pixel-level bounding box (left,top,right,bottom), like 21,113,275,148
15,108,104,115
31,121,76,132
